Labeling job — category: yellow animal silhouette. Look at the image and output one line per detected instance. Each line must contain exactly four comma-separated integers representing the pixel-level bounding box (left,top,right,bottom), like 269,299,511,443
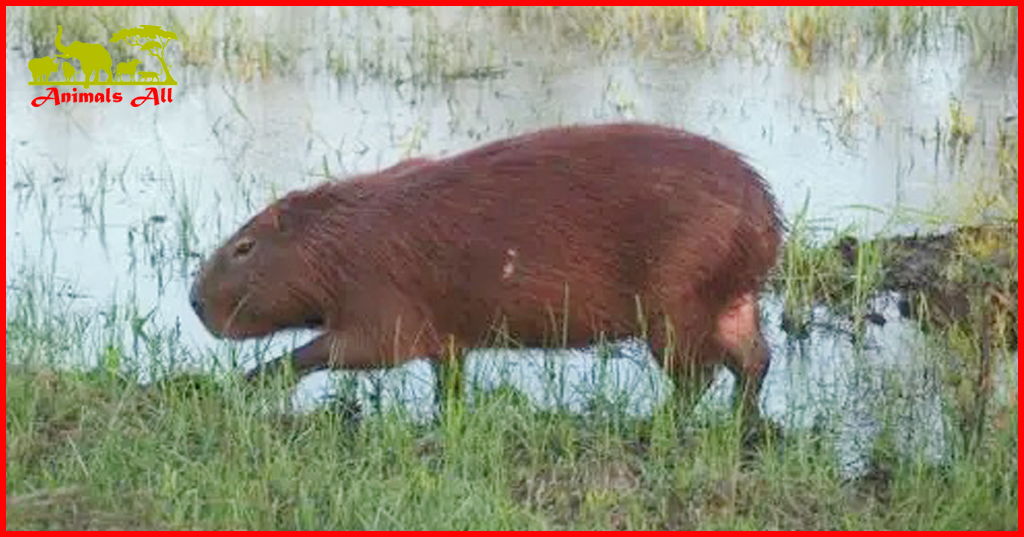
110,25,179,85
62,61,76,82
137,68,163,83
28,56,59,83
115,58,142,82
55,25,112,88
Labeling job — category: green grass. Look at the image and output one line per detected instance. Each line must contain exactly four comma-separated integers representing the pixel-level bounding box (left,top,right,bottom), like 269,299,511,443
6,5,1017,529
5,362,1018,530
6,258,1018,530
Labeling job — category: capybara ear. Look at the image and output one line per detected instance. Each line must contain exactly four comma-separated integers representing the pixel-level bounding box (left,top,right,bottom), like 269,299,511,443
269,204,284,232
272,197,300,232
252,205,279,231
255,202,287,232
265,193,317,233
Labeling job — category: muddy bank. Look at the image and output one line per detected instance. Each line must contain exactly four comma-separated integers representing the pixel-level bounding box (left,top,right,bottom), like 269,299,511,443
835,224,1017,349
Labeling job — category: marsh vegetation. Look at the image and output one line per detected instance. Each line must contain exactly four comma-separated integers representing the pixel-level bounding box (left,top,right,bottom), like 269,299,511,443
6,6,1017,530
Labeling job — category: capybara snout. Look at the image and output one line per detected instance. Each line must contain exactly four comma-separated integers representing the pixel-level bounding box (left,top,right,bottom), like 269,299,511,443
191,122,783,419
189,286,204,321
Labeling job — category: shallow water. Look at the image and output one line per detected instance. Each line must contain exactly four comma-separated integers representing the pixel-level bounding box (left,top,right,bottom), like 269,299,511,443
6,7,1018,476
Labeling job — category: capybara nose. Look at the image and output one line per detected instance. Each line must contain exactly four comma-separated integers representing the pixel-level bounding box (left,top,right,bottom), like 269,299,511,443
189,286,205,319
191,296,204,319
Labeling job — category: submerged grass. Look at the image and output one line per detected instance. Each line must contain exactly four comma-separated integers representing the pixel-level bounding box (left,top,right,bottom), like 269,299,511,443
9,6,1017,85
501,6,1016,67
770,194,1017,473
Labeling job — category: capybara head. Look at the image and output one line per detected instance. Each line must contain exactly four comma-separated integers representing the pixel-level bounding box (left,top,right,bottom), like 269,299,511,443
190,192,329,339
189,158,434,340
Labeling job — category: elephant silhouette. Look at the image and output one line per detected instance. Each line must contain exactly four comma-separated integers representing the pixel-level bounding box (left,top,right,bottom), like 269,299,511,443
115,58,142,82
28,56,59,83
137,68,163,83
54,25,112,88
62,61,76,82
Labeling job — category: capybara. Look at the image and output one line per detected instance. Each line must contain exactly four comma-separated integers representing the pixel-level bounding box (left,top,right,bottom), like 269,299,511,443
190,123,783,421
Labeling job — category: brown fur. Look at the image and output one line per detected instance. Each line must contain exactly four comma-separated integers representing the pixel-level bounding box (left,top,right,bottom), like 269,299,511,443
190,123,783,418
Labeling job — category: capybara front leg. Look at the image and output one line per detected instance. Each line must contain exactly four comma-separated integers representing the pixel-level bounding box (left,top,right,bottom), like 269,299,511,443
716,293,771,427
649,321,718,416
244,330,406,382
245,333,332,382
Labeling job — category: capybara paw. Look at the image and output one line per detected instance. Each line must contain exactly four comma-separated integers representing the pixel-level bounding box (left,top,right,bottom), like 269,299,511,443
741,418,784,453
243,360,291,384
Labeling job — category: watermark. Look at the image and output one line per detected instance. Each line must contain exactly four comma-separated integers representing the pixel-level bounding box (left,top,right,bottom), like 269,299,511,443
29,24,178,108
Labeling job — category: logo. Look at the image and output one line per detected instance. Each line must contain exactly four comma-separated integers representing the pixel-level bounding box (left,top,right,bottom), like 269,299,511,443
29,24,179,108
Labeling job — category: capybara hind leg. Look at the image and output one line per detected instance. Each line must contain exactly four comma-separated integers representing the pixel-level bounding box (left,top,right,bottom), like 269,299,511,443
245,333,332,382
716,293,771,424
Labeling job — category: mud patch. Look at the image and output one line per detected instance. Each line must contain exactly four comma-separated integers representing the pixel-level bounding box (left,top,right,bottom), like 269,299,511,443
782,223,1018,349
838,224,1018,349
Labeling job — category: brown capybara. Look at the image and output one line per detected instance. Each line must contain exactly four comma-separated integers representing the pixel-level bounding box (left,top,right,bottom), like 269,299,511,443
189,122,783,421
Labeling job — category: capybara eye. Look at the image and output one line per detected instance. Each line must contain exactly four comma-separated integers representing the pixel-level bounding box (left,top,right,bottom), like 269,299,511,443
232,237,255,259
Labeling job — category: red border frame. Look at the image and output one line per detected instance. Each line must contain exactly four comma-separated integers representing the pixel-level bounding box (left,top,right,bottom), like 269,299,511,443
4,3,1019,532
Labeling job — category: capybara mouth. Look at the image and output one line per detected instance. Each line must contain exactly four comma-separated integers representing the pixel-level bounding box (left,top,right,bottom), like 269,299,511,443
188,279,248,340
302,315,325,328
201,294,284,341
199,314,259,340
212,325,255,340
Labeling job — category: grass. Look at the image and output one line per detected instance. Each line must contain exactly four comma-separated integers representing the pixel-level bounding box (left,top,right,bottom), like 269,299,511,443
7,4,1017,530
5,360,1018,529
6,246,1019,529
6,171,1017,529
9,7,1017,85
501,6,1016,67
